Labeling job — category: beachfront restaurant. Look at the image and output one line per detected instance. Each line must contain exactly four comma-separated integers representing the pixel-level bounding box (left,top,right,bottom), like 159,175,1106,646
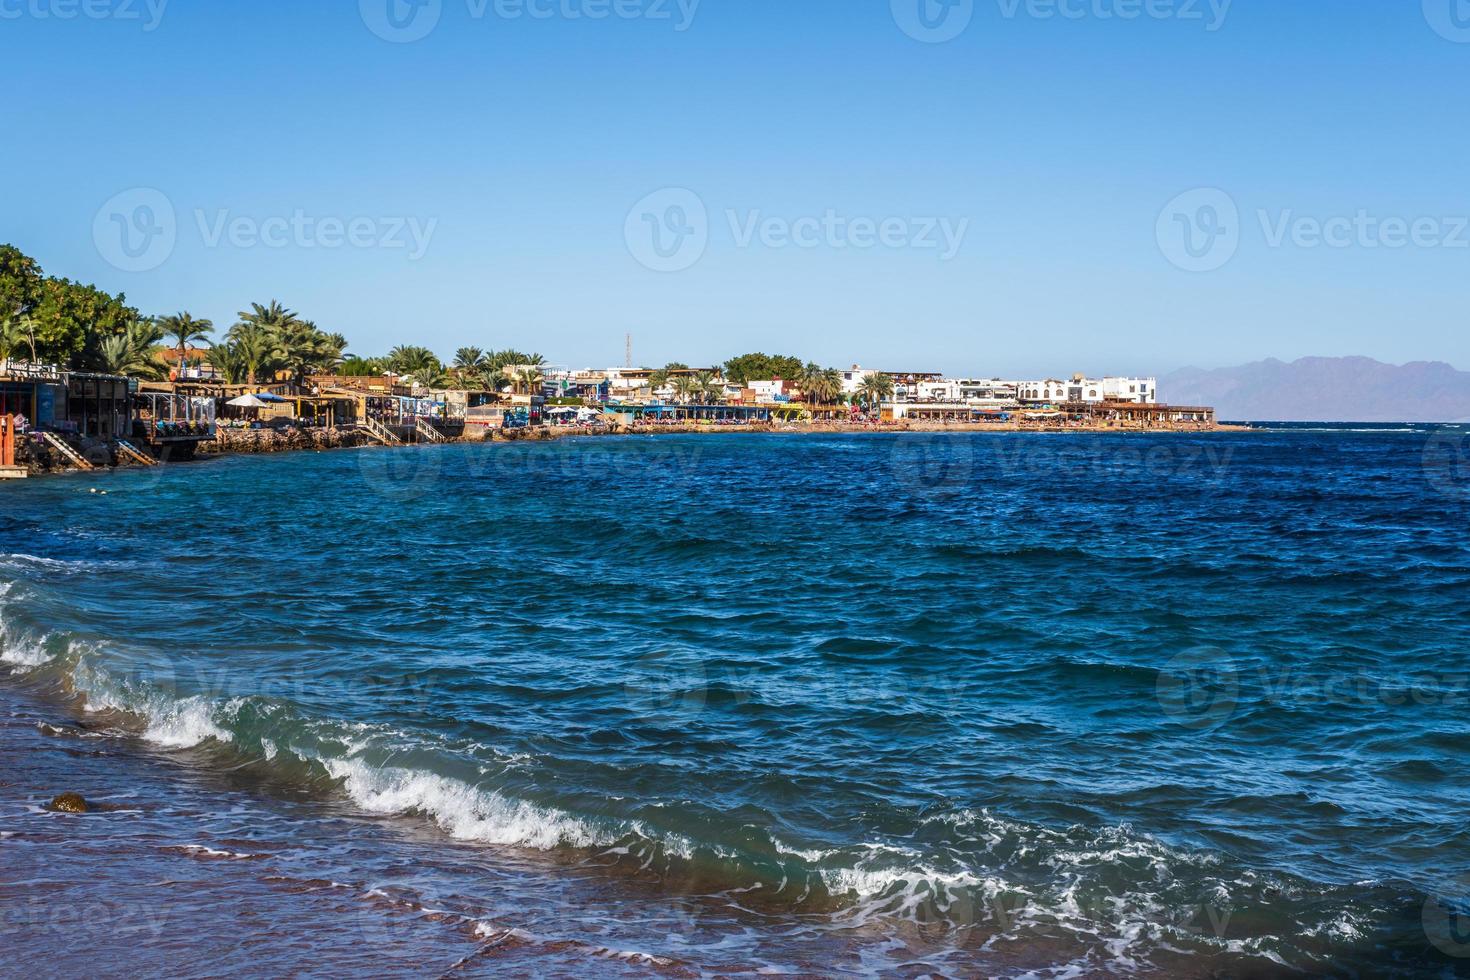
0,366,133,439
599,403,783,425
1081,401,1217,426
133,383,217,448
0,363,62,427
887,402,1013,423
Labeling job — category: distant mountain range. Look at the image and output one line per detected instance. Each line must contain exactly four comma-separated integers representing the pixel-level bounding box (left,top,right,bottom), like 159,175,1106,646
1160,357,1470,422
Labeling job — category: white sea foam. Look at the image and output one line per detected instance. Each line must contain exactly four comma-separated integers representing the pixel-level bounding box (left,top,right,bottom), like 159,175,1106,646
0,630,52,670
0,582,52,670
321,756,612,851
69,650,231,749
170,844,262,860
141,696,230,748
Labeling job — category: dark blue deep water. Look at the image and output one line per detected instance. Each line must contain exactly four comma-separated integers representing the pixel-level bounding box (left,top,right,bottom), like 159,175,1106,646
3,429,1470,976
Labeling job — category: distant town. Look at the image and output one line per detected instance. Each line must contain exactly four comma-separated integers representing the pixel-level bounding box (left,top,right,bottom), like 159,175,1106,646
0,243,1221,479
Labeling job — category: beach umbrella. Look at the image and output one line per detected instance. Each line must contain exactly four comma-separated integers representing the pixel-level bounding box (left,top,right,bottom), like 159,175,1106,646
226,394,269,408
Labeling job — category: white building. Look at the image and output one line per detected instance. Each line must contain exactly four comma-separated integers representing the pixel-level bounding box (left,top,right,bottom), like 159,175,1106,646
839,365,882,397
1014,374,1157,405
747,379,793,402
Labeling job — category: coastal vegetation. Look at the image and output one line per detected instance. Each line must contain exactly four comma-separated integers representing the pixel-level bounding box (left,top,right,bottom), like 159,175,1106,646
722,352,805,384
0,241,881,409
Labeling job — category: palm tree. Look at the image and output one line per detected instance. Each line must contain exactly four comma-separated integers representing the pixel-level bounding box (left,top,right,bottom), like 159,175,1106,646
693,371,725,405
274,319,344,387
208,340,248,384
237,300,300,335
856,373,895,415
222,322,283,386
228,302,301,384
648,362,689,391
672,375,698,404
0,314,24,366
799,363,843,406
387,345,442,383
156,312,213,379
514,367,544,396
96,318,167,378
1,312,39,364
340,354,387,377
454,347,486,372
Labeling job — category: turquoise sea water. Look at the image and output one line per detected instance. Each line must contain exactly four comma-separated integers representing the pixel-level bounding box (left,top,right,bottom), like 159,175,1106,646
3,429,1469,976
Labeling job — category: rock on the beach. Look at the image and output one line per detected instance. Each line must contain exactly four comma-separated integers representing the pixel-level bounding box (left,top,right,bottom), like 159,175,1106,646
46,792,89,813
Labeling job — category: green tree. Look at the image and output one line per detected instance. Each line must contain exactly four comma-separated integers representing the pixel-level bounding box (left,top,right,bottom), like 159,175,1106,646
274,318,343,387
387,344,442,382
156,312,214,377
723,352,805,385
799,362,843,406
0,245,43,328
454,347,486,371
207,340,248,384
95,318,167,378
237,300,300,336
648,362,689,389
514,366,544,395
340,355,388,377
223,321,283,385
29,278,139,367
0,314,29,363
694,371,725,405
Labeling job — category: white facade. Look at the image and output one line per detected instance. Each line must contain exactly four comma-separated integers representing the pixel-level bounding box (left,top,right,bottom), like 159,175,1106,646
1102,377,1157,404
839,365,881,396
747,379,791,402
1014,375,1157,405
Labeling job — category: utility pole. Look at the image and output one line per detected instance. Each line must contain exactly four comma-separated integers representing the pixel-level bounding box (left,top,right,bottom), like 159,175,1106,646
625,332,632,370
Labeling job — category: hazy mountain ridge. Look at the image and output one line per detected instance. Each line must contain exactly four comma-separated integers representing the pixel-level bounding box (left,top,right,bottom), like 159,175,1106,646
1160,357,1470,423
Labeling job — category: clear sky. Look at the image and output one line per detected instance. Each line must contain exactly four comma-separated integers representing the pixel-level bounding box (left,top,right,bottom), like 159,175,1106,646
3,0,1467,377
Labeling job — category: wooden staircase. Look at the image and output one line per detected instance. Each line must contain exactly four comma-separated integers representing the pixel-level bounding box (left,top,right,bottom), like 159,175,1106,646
361,418,403,446
114,439,158,466
414,417,447,443
40,431,94,470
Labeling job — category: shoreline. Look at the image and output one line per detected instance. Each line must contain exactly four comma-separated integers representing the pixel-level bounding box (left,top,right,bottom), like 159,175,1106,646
8,419,1254,479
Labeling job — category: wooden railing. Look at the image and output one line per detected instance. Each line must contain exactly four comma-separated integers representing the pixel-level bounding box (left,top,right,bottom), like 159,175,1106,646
40,431,94,470
414,417,446,443
114,439,159,466
361,417,402,446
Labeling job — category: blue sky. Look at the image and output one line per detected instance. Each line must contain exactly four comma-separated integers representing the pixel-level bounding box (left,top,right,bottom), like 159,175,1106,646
3,0,1468,377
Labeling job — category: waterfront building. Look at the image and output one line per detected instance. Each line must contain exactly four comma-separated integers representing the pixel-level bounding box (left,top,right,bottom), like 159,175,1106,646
1015,374,1158,405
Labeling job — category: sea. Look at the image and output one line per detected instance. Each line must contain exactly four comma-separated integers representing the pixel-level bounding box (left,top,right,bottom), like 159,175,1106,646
2,426,1469,977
